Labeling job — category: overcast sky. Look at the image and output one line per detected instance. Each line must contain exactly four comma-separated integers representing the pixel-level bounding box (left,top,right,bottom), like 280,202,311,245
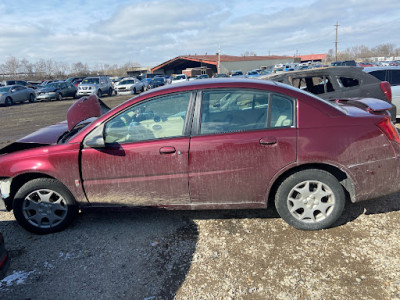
0,0,399,67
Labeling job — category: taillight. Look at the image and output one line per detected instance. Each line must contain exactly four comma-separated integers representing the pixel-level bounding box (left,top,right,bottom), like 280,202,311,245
376,117,400,143
380,81,392,102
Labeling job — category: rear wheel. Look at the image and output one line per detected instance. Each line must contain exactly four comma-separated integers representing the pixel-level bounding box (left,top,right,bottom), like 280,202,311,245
5,97,13,106
275,169,345,230
97,89,102,98
13,178,79,234
29,94,35,103
57,93,62,101
108,88,113,97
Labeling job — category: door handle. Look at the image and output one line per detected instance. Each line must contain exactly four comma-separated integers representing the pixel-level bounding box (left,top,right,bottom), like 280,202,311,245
259,137,277,145
159,146,176,154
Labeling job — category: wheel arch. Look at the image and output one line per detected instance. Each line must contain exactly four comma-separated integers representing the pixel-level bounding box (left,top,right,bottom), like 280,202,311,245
267,163,355,208
8,172,74,210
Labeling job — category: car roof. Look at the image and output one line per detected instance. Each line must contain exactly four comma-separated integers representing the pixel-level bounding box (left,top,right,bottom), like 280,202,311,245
362,66,400,72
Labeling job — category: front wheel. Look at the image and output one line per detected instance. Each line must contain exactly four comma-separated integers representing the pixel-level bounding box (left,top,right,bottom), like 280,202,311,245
29,94,35,103
275,169,345,230
13,178,79,234
97,89,102,98
57,93,62,101
108,88,113,97
5,97,13,106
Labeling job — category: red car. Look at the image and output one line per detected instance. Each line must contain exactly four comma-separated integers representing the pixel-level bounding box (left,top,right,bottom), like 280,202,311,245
1,79,400,233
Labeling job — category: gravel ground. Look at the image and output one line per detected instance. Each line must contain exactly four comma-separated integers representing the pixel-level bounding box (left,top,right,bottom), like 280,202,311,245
0,94,400,299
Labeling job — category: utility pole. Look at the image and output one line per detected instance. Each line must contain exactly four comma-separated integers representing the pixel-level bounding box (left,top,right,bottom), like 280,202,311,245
334,21,340,61
218,44,221,74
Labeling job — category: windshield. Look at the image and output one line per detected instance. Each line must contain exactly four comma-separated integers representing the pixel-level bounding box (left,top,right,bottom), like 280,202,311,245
0,86,11,92
58,117,98,144
46,82,62,89
120,80,134,85
82,78,99,84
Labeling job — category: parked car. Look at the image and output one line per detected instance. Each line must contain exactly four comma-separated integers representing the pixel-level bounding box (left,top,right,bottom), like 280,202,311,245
231,70,244,77
246,70,261,78
214,73,229,78
0,232,9,279
36,81,78,101
170,74,188,84
363,66,400,119
149,77,166,89
1,80,32,88
77,76,113,98
115,77,144,95
65,76,86,84
196,74,209,80
1,79,400,234
141,78,152,91
0,85,36,106
331,60,357,67
262,66,396,121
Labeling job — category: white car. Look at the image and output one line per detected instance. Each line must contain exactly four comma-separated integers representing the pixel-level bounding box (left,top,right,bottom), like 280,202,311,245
115,78,144,95
170,74,187,84
363,66,400,119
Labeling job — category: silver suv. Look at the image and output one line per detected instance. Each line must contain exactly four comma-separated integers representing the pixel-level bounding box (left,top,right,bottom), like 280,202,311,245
77,76,113,97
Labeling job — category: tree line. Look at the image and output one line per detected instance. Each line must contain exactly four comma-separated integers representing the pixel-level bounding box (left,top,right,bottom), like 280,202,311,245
327,43,400,62
1,43,399,81
0,57,141,81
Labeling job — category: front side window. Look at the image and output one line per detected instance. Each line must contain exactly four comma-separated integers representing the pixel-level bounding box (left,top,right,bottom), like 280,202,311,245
104,92,191,144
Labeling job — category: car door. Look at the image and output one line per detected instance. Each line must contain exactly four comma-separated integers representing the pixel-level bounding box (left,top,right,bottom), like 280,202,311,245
13,86,25,102
80,91,193,206
188,89,297,206
388,69,400,117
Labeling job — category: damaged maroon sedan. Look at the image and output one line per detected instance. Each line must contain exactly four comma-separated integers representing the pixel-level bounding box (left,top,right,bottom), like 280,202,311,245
1,79,400,233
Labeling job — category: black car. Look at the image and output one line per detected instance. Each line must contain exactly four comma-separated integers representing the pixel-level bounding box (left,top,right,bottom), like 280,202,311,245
149,77,166,89
262,66,396,121
36,81,78,101
0,232,10,279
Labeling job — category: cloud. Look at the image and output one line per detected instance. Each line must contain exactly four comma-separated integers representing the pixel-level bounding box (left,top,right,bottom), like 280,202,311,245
0,0,399,67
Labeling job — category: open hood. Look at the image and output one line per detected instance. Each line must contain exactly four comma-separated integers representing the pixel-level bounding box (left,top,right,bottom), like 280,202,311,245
67,95,107,131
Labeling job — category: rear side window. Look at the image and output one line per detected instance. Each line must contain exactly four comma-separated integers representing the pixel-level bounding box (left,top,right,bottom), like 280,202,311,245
389,70,400,86
339,77,359,88
369,70,387,81
199,89,294,135
292,76,334,94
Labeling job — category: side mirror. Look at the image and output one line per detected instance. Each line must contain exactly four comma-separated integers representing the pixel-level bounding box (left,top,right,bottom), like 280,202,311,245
83,123,105,148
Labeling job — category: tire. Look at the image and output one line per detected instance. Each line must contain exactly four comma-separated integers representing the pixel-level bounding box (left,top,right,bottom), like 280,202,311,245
74,91,79,99
275,169,345,230
57,93,62,101
5,97,13,106
132,87,136,94
97,89,102,98
141,86,144,92
13,178,79,234
29,94,35,103
108,88,113,97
